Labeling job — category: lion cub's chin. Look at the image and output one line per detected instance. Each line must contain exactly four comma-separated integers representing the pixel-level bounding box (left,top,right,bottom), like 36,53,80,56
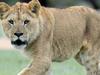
12,45,27,49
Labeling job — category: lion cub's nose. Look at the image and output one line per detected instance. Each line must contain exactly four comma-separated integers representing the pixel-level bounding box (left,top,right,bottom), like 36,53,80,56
14,32,23,37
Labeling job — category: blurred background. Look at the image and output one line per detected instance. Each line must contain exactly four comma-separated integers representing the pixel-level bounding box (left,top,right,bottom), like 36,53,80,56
0,0,100,9
0,0,99,75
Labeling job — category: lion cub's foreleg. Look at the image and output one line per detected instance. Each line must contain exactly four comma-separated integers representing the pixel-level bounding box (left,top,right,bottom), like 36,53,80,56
18,56,51,75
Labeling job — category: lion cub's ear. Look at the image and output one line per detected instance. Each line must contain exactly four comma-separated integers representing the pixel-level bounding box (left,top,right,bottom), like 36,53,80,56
0,2,10,19
28,0,41,15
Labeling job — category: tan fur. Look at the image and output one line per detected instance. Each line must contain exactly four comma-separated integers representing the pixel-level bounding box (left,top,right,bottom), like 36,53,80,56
0,0,100,75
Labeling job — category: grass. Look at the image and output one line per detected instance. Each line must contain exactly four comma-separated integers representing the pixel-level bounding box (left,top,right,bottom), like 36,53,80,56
0,50,86,75
0,50,29,75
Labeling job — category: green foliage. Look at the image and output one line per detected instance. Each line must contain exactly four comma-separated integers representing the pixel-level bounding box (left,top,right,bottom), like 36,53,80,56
5,0,18,5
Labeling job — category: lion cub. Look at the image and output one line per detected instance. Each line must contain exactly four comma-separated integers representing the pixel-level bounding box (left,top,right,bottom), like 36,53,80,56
0,0,100,75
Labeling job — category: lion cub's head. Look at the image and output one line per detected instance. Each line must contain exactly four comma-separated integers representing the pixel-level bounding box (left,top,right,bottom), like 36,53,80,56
0,0,42,49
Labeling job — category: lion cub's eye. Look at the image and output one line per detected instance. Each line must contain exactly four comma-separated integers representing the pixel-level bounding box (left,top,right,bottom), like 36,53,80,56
32,8,36,13
8,19,14,25
24,20,30,25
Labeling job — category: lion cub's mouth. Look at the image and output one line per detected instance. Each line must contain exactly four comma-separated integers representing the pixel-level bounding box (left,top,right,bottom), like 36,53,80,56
11,39,28,49
11,39,27,46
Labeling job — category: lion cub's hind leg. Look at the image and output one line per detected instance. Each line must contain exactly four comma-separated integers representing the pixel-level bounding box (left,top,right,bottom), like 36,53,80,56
75,43,100,75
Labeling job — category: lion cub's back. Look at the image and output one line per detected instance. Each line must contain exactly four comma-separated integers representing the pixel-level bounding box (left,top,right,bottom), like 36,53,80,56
49,6,96,61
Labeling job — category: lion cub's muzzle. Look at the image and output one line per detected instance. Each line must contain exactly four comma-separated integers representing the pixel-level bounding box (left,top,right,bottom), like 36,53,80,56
11,32,28,49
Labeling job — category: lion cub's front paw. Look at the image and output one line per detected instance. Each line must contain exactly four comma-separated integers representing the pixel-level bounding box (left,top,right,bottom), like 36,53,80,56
17,68,32,75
